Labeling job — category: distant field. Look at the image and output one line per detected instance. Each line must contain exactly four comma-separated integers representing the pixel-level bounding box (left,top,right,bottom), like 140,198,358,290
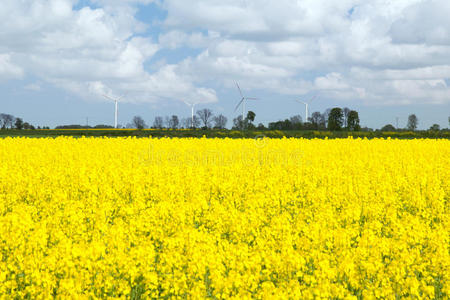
0,129,449,139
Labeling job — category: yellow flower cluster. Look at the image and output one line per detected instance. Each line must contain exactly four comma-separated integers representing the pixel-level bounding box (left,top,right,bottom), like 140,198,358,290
0,137,448,299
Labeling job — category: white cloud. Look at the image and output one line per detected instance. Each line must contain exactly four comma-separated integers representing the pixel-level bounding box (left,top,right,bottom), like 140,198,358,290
0,54,24,80
158,31,212,49
0,0,217,104
1,0,450,108
158,0,450,105
390,0,450,45
163,0,356,39
315,73,349,90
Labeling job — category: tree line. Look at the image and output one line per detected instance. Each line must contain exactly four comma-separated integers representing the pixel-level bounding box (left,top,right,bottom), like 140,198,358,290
130,109,228,130
2,110,449,132
127,107,361,131
0,113,50,130
266,107,361,131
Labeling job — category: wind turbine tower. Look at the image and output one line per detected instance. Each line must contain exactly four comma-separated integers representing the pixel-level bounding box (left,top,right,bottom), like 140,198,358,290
103,94,125,129
234,81,258,119
183,101,196,128
296,95,318,122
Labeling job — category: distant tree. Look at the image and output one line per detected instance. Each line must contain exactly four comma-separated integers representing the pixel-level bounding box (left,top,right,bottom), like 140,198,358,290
243,111,256,130
244,122,254,130
347,110,360,131
381,124,396,131
310,112,320,125
232,115,244,130
327,108,344,131
0,113,15,129
168,115,179,129
0,114,6,129
323,108,332,127
6,115,14,129
183,116,201,129
14,118,24,130
197,109,214,129
268,119,293,130
343,107,351,128
429,124,440,131
257,123,266,130
303,122,317,130
180,118,190,129
213,114,228,129
290,115,302,124
247,111,256,123
268,121,280,130
310,111,326,129
164,116,171,128
289,115,303,130
153,116,164,129
23,122,35,130
93,124,114,129
192,116,201,129
407,114,418,131
132,116,146,130
56,125,92,129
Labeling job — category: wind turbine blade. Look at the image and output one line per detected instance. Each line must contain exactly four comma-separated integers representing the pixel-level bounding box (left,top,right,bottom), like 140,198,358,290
235,81,244,98
117,92,128,101
234,98,244,112
103,94,115,101
183,100,192,106
297,100,307,105
246,97,258,100
309,94,318,103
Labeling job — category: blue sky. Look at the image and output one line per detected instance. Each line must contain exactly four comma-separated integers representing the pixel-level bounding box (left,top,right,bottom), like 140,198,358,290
0,0,449,129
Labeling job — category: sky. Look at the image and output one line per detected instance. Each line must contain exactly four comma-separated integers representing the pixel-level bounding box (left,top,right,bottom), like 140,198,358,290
0,0,449,129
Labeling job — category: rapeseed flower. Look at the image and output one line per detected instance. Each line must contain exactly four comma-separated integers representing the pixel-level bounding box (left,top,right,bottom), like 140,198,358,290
0,137,448,298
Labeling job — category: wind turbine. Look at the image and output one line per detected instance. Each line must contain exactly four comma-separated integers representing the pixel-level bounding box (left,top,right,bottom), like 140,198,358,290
234,81,258,119
296,95,318,122
103,94,125,129
183,101,196,128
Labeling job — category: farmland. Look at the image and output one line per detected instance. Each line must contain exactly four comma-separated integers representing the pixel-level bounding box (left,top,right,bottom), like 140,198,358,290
0,128,449,139
0,137,449,298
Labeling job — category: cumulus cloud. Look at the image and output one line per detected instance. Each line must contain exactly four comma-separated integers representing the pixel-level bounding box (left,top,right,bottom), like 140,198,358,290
1,0,449,107
0,54,24,80
390,0,450,45
158,0,450,105
0,0,217,104
163,0,355,39
159,31,212,49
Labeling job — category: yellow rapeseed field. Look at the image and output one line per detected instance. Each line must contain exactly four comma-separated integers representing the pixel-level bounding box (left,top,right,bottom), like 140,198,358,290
0,137,448,299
